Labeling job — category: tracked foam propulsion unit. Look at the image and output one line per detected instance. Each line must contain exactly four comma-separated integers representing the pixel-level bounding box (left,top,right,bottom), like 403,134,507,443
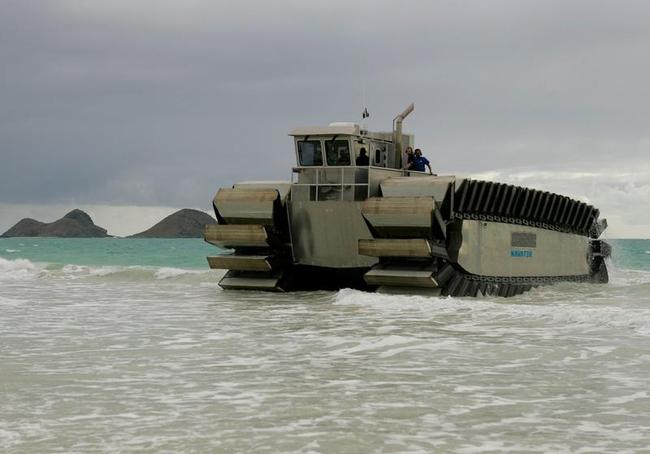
203,104,609,297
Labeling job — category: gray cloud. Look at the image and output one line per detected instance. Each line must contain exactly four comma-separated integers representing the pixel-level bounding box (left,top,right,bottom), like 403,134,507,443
1,0,649,235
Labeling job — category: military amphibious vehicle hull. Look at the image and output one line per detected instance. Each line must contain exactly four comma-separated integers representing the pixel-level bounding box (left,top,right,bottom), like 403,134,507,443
204,108,609,297
204,176,609,297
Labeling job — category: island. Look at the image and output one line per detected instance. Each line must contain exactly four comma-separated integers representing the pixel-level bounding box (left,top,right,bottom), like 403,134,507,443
129,209,216,238
1,209,110,238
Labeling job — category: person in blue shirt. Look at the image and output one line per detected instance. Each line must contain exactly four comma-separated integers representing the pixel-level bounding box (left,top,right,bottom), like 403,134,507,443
409,148,433,174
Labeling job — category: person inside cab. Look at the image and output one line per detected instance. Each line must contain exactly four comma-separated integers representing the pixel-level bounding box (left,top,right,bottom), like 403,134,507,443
356,147,370,166
403,146,414,169
409,148,433,175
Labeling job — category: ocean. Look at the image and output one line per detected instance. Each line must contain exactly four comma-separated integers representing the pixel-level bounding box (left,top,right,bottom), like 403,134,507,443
1,238,649,452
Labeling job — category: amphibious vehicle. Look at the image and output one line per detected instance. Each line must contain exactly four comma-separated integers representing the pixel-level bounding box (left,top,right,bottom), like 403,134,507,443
204,104,610,297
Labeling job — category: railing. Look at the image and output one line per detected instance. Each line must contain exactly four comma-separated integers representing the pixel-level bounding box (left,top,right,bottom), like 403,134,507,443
290,166,431,202
291,166,370,201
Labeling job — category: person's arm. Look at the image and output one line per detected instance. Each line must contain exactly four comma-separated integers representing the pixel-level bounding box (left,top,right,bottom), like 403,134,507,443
426,163,433,175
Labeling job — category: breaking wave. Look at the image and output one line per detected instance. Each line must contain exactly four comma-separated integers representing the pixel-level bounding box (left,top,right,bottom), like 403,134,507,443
0,257,45,281
0,257,214,284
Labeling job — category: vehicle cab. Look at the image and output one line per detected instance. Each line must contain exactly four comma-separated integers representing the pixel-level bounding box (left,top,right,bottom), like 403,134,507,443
289,122,414,202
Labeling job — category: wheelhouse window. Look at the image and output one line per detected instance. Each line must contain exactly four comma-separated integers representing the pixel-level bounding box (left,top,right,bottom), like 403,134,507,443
298,140,323,166
325,140,351,166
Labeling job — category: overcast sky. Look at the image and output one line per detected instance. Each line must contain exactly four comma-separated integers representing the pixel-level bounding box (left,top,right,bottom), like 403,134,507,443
1,0,649,237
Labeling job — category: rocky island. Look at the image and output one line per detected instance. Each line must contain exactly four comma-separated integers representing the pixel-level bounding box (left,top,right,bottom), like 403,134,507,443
1,209,110,238
129,209,216,238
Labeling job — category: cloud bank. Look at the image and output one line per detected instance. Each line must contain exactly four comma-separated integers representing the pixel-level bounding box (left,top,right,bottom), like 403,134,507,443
1,0,648,237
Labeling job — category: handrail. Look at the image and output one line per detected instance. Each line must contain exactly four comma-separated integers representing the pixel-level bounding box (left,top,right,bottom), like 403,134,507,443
293,165,400,170
291,166,369,201
290,166,430,201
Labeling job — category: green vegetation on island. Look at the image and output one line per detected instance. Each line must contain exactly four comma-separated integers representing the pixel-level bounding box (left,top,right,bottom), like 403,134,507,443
1,209,109,238
129,209,216,238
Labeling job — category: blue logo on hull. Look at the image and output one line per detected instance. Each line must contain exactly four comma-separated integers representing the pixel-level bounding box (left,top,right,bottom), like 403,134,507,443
511,249,533,258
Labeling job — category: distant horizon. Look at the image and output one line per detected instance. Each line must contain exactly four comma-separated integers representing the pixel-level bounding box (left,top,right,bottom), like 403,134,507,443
0,204,215,238
1,202,648,240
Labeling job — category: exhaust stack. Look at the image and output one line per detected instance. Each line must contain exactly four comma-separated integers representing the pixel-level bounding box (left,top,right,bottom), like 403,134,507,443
393,103,414,169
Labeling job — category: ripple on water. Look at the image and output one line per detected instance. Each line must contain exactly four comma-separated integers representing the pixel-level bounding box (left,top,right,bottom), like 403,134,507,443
1,266,649,451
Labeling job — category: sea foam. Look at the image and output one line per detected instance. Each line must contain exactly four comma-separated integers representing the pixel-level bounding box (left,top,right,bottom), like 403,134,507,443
334,283,650,335
0,256,213,284
0,257,43,281
154,267,207,280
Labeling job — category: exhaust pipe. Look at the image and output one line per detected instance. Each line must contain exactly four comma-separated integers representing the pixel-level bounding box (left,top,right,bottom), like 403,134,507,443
393,103,414,169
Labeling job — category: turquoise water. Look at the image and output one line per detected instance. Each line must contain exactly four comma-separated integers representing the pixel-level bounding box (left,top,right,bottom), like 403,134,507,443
609,239,650,271
0,237,221,269
1,237,649,452
0,237,647,271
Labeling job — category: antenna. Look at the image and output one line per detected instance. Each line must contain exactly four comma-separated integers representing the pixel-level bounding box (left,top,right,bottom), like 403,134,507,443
358,46,368,129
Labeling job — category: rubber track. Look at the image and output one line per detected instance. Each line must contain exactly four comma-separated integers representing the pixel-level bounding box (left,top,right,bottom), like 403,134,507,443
436,263,592,298
454,179,599,237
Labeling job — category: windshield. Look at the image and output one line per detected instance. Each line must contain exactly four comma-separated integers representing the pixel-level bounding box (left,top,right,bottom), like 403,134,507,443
298,140,323,166
325,139,351,166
